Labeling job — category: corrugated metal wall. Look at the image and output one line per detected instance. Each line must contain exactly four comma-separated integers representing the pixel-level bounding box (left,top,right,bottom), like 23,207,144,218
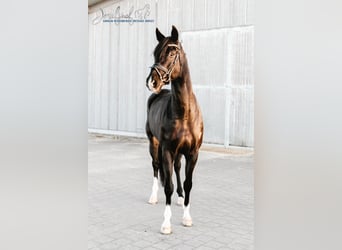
88,0,254,147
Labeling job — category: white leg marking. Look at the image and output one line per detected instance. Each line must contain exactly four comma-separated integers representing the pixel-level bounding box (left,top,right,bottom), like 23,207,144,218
182,205,192,227
177,196,184,206
148,177,158,204
160,205,172,234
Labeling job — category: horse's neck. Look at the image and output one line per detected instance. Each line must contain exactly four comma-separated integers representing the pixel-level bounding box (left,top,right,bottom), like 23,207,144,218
171,65,193,120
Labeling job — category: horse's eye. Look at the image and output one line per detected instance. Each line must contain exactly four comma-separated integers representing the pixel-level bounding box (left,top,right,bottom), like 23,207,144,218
169,53,174,57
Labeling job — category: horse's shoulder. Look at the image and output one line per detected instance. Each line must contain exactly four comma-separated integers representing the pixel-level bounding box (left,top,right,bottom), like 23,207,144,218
147,89,171,110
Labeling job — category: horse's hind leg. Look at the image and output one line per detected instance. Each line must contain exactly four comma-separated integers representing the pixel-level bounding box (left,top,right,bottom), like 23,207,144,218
182,152,199,227
148,137,160,204
174,154,184,206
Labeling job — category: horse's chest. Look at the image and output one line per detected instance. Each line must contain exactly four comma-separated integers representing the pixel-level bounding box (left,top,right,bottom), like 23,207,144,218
162,121,201,151
172,126,195,148
176,127,191,140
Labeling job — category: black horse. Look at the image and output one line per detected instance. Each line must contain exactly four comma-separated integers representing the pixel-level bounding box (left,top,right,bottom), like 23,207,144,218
145,26,203,234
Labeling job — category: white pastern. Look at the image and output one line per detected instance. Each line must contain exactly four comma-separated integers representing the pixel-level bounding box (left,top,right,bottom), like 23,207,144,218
148,177,158,204
182,205,192,227
177,196,184,206
160,205,172,234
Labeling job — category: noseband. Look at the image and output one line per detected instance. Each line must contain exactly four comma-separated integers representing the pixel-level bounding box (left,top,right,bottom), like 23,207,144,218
150,44,180,83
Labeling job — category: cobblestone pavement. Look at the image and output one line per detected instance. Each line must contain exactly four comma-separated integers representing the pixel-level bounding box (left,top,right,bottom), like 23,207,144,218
88,134,254,250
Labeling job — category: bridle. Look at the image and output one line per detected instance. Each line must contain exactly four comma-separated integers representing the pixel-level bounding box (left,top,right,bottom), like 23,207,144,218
150,43,180,83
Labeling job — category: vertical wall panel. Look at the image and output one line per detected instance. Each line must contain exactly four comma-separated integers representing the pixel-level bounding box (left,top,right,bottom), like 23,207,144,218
88,15,95,128
195,88,226,144
206,0,220,29
88,0,254,147
182,29,228,88
100,23,110,129
117,8,129,131
167,0,182,29
181,0,194,31
93,22,103,129
227,27,254,146
182,27,253,145
156,0,168,33
136,18,150,133
229,88,254,146
193,0,206,30
228,27,254,88
108,23,120,130
247,0,255,24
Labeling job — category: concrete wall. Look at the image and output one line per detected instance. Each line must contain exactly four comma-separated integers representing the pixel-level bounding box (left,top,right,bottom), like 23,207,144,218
88,0,254,147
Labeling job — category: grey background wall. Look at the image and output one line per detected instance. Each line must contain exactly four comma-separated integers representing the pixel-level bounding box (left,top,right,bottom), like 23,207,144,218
88,0,254,147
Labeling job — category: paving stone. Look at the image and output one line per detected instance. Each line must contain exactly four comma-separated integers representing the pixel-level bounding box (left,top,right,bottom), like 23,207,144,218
88,135,254,250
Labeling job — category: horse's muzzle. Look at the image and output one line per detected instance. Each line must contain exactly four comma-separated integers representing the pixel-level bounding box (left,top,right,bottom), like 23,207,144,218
146,74,154,90
146,71,163,94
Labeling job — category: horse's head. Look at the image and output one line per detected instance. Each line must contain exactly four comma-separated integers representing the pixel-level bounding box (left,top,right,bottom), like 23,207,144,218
146,26,182,93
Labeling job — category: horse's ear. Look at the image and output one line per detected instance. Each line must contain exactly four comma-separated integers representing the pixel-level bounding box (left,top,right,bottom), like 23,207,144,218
171,25,178,42
156,28,165,42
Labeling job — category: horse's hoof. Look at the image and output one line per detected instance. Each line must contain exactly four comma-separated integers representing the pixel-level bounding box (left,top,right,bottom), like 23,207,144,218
160,226,172,234
177,197,184,206
148,196,158,204
182,218,192,227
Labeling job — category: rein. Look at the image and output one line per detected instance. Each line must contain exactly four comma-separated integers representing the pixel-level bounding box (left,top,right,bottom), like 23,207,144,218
150,44,180,83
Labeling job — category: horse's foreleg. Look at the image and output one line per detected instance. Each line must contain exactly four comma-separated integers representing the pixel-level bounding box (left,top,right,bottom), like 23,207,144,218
182,152,198,227
148,137,159,204
160,149,174,234
174,154,184,206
